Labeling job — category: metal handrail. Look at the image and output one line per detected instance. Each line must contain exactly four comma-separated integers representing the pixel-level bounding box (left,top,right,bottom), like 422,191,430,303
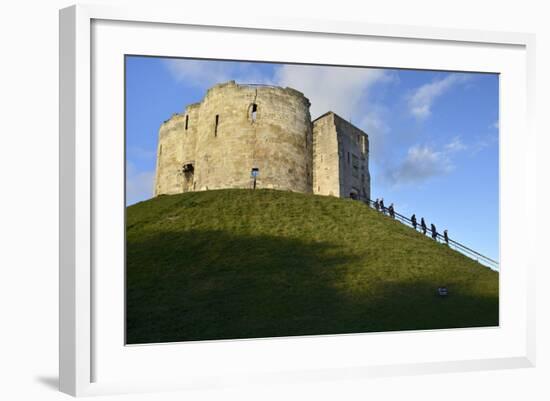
365,199,499,270
239,83,279,88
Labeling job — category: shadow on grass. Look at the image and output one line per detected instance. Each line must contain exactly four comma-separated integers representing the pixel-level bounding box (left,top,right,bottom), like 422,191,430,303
126,229,498,344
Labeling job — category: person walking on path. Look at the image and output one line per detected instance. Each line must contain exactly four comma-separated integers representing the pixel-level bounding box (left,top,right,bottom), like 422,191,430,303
374,198,380,211
431,223,437,240
388,203,395,218
443,229,449,245
421,218,427,235
379,198,385,214
411,214,417,230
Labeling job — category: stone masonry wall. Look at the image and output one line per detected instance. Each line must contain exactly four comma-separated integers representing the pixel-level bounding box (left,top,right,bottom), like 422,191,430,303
333,114,370,201
312,113,341,197
153,81,369,201
312,112,370,201
155,81,312,195
154,113,186,195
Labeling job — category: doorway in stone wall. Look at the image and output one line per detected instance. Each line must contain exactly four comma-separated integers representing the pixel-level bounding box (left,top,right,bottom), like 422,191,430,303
349,188,359,200
182,162,194,192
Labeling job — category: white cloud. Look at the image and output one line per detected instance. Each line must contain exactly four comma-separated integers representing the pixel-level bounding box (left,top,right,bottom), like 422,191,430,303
385,145,453,186
126,161,155,205
164,59,273,89
165,59,394,123
384,136,468,187
407,74,469,120
445,136,467,153
358,105,391,164
274,65,392,119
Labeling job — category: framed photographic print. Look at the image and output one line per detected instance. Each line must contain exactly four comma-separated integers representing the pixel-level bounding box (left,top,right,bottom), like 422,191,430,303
59,4,536,397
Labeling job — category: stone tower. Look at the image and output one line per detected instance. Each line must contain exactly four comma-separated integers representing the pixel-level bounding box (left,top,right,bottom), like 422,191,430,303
154,81,370,201
312,112,370,201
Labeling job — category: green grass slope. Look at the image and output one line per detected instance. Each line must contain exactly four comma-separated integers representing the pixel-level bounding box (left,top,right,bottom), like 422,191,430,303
126,189,498,344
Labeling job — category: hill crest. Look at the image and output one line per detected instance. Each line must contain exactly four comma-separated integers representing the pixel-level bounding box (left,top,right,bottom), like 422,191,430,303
126,189,498,344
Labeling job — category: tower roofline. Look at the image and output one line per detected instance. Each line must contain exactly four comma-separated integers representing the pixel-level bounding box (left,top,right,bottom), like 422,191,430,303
312,111,336,123
204,80,310,106
312,111,368,137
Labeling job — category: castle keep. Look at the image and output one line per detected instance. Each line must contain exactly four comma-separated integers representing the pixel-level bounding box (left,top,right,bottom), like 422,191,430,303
154,81,370,200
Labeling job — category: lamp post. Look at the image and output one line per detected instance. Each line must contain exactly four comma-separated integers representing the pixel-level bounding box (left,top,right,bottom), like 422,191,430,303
251,167,259,190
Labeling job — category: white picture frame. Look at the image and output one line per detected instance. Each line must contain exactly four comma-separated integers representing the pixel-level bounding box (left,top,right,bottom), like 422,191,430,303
59,4,536,397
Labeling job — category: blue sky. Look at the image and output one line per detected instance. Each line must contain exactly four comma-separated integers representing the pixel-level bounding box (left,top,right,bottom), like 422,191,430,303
126,56,499,262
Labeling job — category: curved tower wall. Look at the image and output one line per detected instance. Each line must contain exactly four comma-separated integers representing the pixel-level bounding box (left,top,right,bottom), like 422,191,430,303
252,85,313,193
153,81,371,201
155,81,313,195
193,82,256,191
154,113,186,196
153,103,200,196
194,81,312,192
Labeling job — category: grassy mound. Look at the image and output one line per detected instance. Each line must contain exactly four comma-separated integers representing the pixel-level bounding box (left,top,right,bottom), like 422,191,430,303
126,189,498,344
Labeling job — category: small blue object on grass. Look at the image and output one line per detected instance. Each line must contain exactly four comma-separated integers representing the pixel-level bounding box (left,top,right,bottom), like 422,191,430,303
438,287,448,297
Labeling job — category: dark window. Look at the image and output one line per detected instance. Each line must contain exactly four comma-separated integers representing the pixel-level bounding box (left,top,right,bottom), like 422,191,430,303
214,114,219,136
185,115,189,130
352,154,359,178
250,103,258,122
347,152,350,164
